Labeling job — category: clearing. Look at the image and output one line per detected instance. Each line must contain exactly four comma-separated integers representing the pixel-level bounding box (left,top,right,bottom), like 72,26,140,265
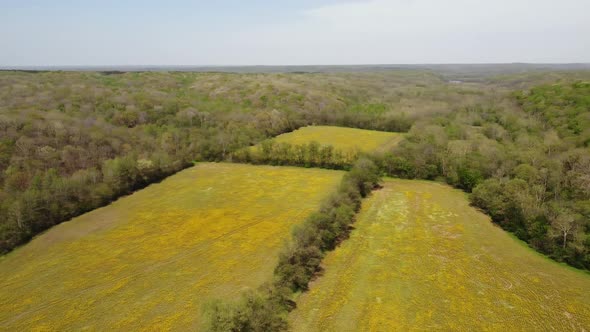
0,163,343,330
290,179,590,331
270,126,403,153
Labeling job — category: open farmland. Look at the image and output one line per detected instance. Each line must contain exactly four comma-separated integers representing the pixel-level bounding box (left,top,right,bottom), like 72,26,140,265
271,126,403,153
290,179,590,331
0,163,343,330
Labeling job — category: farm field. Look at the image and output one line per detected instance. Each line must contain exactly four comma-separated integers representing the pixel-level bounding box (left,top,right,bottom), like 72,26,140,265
270,126,403,153
0,163,343,331
289,179,590,331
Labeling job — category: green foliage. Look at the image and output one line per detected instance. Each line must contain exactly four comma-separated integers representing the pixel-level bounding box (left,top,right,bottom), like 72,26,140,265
457,166,483,192
204,288,290,332
515,81,590,147
233,140,356,170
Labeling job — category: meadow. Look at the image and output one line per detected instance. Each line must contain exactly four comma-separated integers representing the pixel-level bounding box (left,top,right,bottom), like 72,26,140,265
289,179,590,331
0,163,343,330
270,126,403,153
237,126,405,169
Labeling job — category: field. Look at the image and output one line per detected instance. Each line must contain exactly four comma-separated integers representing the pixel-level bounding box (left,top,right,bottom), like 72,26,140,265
290,179,590,331
270,126,403,153
0,163,343,330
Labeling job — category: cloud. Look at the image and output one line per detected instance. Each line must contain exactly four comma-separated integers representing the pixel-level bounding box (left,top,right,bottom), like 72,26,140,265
1,0,588,65
226,0,590,65
304,0,588,28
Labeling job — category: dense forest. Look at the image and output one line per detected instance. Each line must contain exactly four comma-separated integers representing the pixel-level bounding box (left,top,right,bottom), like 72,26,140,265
0,70,589,273
377,81,590,269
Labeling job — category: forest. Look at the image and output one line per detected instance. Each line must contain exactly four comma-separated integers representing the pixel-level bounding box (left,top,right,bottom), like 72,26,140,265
0,69,589,271
376,81,590,269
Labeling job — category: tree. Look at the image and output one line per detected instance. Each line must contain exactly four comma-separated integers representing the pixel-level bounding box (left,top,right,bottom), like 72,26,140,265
346,158,380,197
457,166,483,192
307,141,320,165
549,208,580,249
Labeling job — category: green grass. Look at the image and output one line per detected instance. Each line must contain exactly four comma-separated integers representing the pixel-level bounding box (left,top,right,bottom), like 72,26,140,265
271,126,403,153
0,163,343,330
289,179,590,331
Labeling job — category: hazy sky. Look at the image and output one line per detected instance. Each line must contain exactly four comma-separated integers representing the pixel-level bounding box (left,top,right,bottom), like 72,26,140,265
1,0,589,66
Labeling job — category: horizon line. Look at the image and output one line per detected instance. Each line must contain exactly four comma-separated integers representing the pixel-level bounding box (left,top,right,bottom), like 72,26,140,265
2,62,590,67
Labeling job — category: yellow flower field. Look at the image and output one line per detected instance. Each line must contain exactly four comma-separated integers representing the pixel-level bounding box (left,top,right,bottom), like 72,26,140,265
290,179,590,331
271,126,403,153
0,163,343,331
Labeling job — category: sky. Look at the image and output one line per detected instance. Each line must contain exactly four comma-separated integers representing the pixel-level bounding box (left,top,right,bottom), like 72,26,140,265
1,0,589,66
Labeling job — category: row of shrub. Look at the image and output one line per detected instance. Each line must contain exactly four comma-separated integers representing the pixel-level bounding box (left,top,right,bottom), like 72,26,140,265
231,141,358,170
204,157,381,331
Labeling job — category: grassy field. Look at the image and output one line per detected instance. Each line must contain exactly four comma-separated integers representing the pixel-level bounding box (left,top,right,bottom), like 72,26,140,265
0,163,343,331
271,126,403,153
290,179,590,331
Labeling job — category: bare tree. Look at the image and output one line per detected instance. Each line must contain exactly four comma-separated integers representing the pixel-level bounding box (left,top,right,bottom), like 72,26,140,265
550,211,579,249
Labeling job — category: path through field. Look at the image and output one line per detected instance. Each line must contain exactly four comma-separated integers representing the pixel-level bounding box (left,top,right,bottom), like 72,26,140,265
290,179,590,331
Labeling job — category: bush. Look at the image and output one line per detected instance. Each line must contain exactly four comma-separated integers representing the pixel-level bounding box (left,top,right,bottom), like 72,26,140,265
204,288,290,332
204,157,382,331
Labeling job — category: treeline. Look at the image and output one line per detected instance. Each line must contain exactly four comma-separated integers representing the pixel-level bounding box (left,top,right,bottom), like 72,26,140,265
231,140,358,170
204,158,381,331
0,113,264,253
0,154,191,251
375,83,590,269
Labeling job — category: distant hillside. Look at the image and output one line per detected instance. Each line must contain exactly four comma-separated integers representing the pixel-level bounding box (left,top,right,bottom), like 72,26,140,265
3,63,590,76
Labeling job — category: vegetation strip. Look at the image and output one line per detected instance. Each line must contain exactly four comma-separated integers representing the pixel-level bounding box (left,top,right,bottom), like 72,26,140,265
233,140,358,170
204,157,381,331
